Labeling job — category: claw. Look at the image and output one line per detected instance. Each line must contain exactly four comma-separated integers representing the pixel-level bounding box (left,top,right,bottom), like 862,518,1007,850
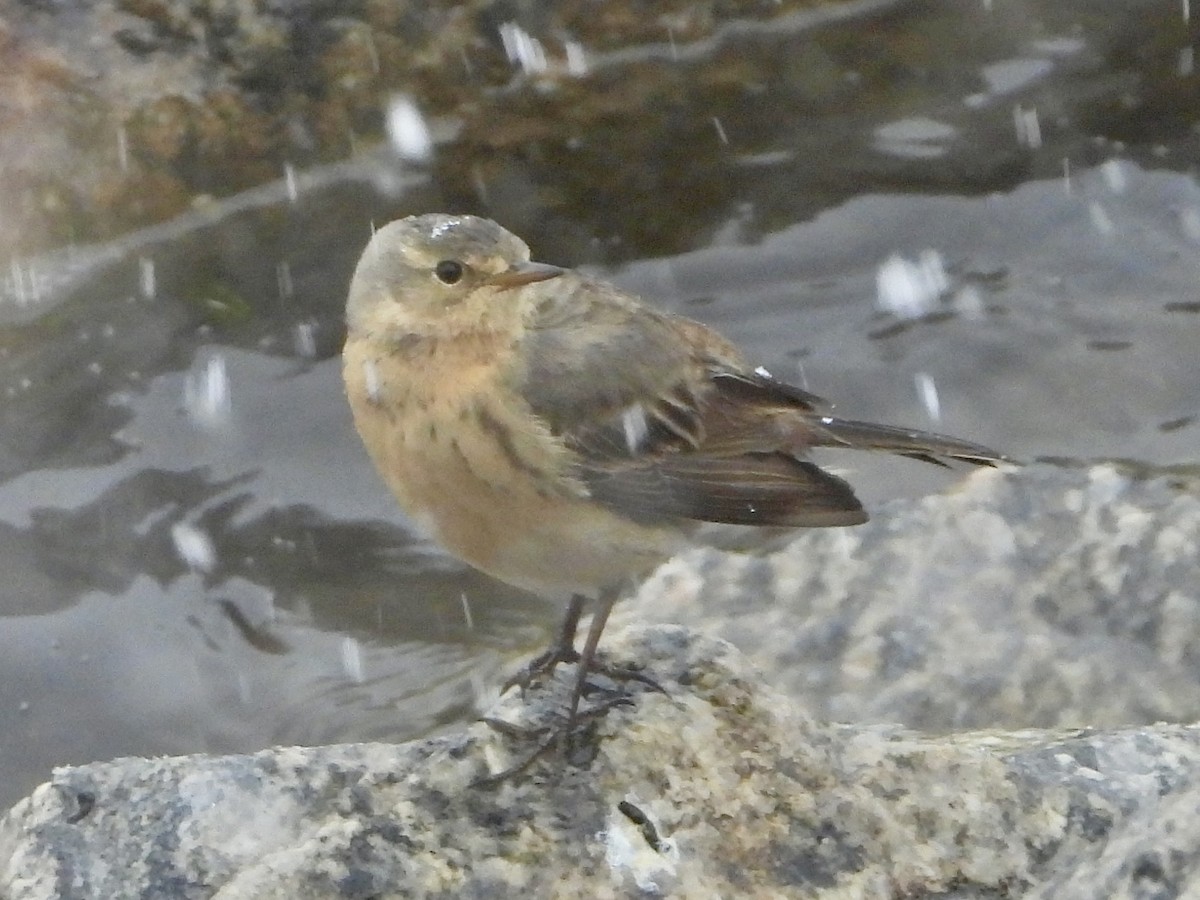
474,695,635,788
501,644,580,695
501,593,586,695
480,716,550,740
578,660,666,696
478,590,668,788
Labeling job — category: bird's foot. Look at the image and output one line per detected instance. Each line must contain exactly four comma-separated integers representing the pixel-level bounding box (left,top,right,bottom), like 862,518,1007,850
503,644,666,698
474,693,635,788
577,658,666,697
501,592,588,696
501,642,581,695
478,655,667,787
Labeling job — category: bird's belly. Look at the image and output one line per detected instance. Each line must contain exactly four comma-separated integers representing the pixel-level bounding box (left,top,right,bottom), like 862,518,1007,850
482,501,684,598
346,383,680,599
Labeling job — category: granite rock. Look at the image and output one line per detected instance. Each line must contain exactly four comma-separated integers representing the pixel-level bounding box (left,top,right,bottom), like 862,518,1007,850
625,462,1200,730
4,623,1200,899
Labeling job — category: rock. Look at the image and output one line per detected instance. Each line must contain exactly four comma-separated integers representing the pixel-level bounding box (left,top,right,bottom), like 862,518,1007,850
624,462,1200,730
0,0,853,260
4,623,1200,899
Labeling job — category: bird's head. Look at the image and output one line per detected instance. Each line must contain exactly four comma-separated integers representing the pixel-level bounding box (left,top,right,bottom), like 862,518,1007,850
346,214,564,336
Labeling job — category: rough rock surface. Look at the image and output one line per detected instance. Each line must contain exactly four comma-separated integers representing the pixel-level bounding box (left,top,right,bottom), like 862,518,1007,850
3,624,1200,899
625,462,1200,730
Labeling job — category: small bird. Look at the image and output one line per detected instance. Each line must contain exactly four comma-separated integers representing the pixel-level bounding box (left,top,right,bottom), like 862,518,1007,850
342,213,1002,735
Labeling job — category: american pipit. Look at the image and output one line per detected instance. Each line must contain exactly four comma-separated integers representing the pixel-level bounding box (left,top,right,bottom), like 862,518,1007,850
342,213,1002,740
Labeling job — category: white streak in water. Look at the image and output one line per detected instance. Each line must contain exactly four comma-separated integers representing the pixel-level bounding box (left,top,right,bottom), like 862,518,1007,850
1013,104,1042,149
8,259,25,307
1101,158,1127,193
499,22,549,74
914,372,941,423
284,163,298,203
1179,207,1200,243
385,94,434,163
876,250,948,319
139,257,156,299
795,360,810,390
294,321,317,358
117,125,129,172
712,116,729,145
1089,201,1115,237
565,41,588,76
172,521,216,573
6,259,44,308
341,637,365,684
184,354,232,427
470,669,500,716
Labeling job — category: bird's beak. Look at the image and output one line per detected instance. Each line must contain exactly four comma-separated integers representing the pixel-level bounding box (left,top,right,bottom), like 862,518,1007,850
487,261,565,289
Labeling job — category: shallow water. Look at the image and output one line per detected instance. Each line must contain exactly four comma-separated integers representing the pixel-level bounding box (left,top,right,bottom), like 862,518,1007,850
1,0,1198,811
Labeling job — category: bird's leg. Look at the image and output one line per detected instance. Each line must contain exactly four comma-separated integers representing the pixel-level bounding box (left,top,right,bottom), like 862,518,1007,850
501,593,584,694
566,589,615,723
502,588,665,702
478,588,665,787
566,588,664,724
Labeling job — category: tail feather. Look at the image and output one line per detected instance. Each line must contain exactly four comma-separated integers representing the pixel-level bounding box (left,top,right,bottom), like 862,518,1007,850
806,417,1006,467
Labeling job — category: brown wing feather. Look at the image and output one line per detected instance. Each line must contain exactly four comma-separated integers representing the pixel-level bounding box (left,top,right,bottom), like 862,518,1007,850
796,416,1005,466
586,455,867,527
517,277,1002,530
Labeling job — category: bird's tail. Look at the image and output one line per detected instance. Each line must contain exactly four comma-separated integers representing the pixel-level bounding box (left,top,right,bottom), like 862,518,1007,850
806,417,1006,468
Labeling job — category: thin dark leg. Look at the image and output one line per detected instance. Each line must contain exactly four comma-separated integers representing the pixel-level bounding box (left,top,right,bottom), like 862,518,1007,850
567,589,617,724
477,588,665,787
554,593,585,657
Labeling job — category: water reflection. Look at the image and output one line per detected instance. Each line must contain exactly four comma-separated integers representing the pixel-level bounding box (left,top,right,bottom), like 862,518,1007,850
1,0,1199,813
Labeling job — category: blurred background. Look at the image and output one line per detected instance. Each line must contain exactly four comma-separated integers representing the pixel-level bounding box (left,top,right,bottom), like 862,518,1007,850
1,0,1198,812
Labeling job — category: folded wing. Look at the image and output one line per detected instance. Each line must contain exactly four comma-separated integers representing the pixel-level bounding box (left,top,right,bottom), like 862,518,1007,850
517,280,1003,529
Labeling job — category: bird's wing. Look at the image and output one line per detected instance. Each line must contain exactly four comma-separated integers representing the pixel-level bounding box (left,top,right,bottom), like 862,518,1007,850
516,278,1004,528
515,280,867,528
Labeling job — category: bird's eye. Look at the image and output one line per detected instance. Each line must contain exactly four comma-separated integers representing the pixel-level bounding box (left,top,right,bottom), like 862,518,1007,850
434,260,465,285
